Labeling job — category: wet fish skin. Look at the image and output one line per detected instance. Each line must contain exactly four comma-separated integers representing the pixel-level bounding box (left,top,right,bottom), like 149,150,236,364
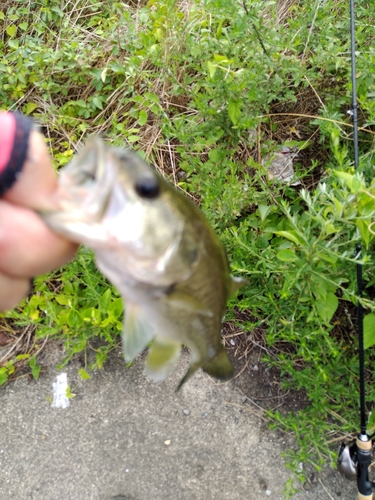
42,137,245,388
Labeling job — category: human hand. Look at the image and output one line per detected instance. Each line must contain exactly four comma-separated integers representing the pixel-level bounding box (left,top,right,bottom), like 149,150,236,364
0,112,78,310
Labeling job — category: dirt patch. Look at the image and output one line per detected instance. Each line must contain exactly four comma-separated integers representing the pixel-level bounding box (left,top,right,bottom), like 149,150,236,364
229,347,308,415
222,315,309,415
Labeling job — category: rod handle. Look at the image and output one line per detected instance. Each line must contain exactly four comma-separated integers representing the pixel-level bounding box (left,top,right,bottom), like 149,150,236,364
357,437,373,498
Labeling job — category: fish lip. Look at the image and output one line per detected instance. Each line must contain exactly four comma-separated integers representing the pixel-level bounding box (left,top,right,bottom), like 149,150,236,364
55,138,116,216
41,137,120,244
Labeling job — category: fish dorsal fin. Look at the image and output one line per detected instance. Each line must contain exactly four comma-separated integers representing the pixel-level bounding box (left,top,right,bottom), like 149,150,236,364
166,289,213,317
122,302,155,362
145,338,181,382
229,276,248,296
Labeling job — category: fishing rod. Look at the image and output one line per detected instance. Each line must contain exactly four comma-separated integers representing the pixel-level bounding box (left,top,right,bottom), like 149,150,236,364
337,0,374,498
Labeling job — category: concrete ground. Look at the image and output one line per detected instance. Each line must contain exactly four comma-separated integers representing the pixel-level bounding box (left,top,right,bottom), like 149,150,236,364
0,347,357,500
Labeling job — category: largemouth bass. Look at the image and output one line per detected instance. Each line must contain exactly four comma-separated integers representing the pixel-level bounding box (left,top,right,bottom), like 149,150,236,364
43,137,245,389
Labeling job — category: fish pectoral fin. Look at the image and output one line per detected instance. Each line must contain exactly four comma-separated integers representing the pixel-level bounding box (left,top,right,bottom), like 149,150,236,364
145,338,181,382
122,303,155,362
166,290,213,318
229,275,248,296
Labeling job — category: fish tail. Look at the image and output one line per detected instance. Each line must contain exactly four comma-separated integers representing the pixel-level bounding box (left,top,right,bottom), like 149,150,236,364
176,349,233,392
202,349,234,381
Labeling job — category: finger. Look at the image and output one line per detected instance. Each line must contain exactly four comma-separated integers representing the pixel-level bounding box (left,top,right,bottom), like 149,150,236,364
3,130,58,211
0,200,78,278
0,272,30,311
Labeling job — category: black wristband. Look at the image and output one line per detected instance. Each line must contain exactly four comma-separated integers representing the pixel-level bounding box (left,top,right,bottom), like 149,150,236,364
0,112,33,196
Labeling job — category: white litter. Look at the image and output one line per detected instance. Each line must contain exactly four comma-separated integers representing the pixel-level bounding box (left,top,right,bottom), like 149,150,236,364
263,146,301,185
52,373,70,408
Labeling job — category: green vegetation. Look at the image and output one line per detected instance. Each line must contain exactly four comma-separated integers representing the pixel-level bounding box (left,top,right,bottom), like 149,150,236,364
1,0,375,489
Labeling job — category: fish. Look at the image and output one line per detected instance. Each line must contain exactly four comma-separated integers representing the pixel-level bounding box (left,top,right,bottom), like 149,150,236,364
42,137,245,389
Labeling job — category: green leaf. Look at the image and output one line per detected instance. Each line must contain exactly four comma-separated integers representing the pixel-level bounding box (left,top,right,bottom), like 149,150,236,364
92,96,103,110
276,249,297,262
55,295,71,306
78,368,92,380
258,204,274,222
101,67,107,82
318,252,337,264
334,171,364,193
6,362,15,375
324,223,337,235
356,219,371,248
29,354,37,367
0,12,5,21
107,298,123,318
207,61,217,78
29,355,41,380
66,385,76,399
127,135,141,143
352,175,364,193
24,102,38,115
16,354,30,361
6,25,17,37
8,39,19,49
138,109,148,126
100,288,112,309
95,349,107,369
334,171,353,184
82,307,101,324
315,293,338,323
68,310,83,328
312,279,327,301
228,99,241,125
208,149,221,162
332,197,343,215
364,313,375,349
0,369,8,386
213,54,230,63
274,231,304,245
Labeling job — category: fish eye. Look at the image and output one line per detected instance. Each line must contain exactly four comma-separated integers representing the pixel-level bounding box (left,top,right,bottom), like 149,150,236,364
135,176,160,199
74,168,95,186
83,168,96,181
